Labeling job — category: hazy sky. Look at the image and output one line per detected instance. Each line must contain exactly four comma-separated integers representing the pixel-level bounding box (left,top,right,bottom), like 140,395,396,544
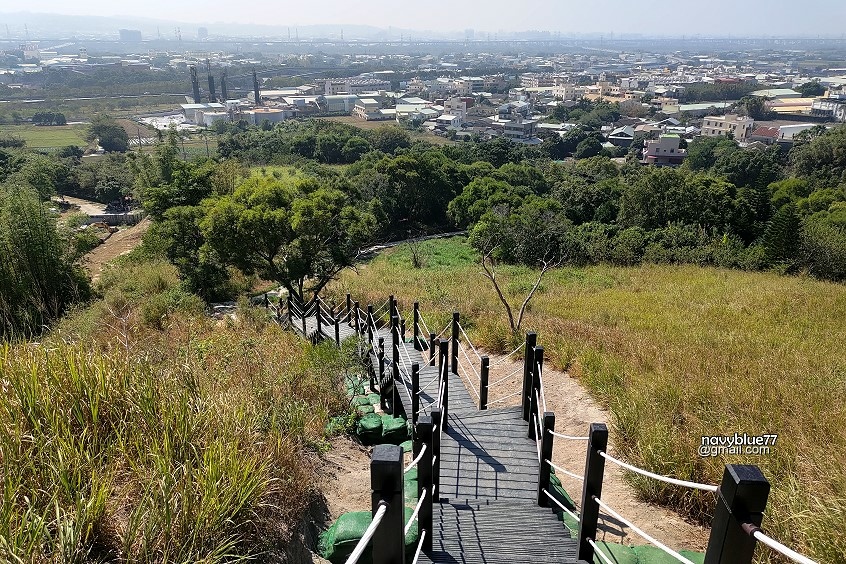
7,1,846,36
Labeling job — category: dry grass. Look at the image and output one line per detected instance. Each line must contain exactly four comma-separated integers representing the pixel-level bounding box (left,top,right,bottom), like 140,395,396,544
327,236,846,562
0,259,359,562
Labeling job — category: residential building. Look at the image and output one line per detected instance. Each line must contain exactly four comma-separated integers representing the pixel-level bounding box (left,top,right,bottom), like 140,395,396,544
811,97,846,122
353,98,382,120
607,125,636,147
442,97,468,123
642,134,686,166
701,114,755,141
502,116,538,140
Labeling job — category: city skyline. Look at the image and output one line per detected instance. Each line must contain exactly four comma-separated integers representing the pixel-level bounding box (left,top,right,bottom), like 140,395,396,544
3,1,846,38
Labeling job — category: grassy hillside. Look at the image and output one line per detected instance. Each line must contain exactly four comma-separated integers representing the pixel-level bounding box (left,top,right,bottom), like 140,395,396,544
0,256,357,562
0,124,89,148
327,236,846,561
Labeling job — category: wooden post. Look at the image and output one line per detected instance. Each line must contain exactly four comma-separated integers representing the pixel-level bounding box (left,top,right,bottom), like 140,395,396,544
334,316,340,346
378,337,385,407
400,318,406,343
451,312,459,375
353,301,360,334
391,321,400,414
301,299,307,337
538,412,555,506
412,363,420,426
529,346,544,440
416,415,433,551
522,332,537,422
479,356,489,410
413,302,421,350
314,292,322,339
577,423,608,562
439,339,449,425
287,295,293,326
429,333,436,366
346,293,352,324
389,294,396,325
367,305,375,344
431,408,441,504
704,465,770,564
264,292,269,309
370,444,406,564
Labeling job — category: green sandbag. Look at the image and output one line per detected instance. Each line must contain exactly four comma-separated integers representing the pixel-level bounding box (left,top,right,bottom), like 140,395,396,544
356,412,383,445
346,380,366,397
548,473,578,512
381,414,410,445
632,545,705,564
357,404,375,415
561,511,579,535
591,541,638,564
352,396,373,407
400,439,413,453
319,508,420,564
404,467,418,483
366,393,381,404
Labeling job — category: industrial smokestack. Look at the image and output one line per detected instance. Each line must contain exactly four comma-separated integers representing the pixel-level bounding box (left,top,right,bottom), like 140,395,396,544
189,65,201,104
220,69,228,101
206,59,217,103
252,69,262,106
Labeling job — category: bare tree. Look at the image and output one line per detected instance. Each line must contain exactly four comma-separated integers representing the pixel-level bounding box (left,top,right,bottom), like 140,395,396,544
480,251,559,335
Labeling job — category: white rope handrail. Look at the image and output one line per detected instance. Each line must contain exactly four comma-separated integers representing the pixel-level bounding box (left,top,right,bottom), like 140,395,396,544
411,530,427,564
550,431,589,441
404,489,427,536
487,365,523,388
456,357,481,400
536,361,548,415
487,389,522,405
344,502,389,564
458,342,481,380
435,322,451,341
491,341,526,367
416,399,438,415
545,459,584,482
437,377,446,409
542,489,580,522
457,322,482,362
747,527,819,564
598,451,718,493
533,414,542,462
593,496,696,564
588,538,616,564
418,372,440,393
405,446,428,474
418,312,431,339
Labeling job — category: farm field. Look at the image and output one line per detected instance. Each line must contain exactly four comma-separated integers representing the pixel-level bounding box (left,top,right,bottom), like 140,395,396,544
327,236,846,562
0,124,89,148
323,115,456,145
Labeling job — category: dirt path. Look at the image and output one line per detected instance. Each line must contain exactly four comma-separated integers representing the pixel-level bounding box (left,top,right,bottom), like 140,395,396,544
83,219,150,282
482,350,710,551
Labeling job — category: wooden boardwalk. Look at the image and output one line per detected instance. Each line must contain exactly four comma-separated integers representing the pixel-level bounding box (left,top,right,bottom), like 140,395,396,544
291,307,584,564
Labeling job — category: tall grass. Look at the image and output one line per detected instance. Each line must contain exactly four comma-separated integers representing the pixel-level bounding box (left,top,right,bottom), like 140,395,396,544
0,258,358,562
328,236,846,562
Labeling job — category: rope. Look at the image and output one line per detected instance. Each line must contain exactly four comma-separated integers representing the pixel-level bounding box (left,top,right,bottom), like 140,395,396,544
533,414,542,462
344,502,388,564
550,431,589,441
419,372,440,393
588,539,616,564
416,399,437,415
536,361,548,415
411,530,427,564
487,389,522,405
546,459,584,481
598,451,718,493
457,323,482,362
419,312,431,338
487,365,523,388
435,322,451,341
593,496,696,564
746,526,819,564
457,357,481,400
458,342,481,380
405,489,427,536
542,489,580,522
491,341,525,367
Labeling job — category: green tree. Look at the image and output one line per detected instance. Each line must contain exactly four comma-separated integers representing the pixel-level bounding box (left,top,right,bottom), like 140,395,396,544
574,137,603,159
368,125,411,154
762,203,801,266
87,115,129,153
797,80,825,98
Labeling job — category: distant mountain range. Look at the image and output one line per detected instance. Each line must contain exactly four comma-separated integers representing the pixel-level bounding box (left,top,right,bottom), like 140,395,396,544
0,11,453,41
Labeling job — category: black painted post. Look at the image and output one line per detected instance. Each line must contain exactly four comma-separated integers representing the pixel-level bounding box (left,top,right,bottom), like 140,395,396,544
577,423,609,562
301,300,307,336
400,318,406,343
334,316,340,346
412,363,420,426
413,302,421,350
314,293,322,339
286,295,293,326
378,337,385,404
439,339,449,425
353,301,360,334
522,332,538,422
431,408,441,503
480,356,489,410
367,305,375,345
529,346,544,440
389,294,396,325
416,415,433,551
451,312,459,375
392,322,400,414
429,333,436,366
538,412,555,506
370,444,406,564
346,293,352,324
276,306,282,325
704,465,771,564
264,292,269,309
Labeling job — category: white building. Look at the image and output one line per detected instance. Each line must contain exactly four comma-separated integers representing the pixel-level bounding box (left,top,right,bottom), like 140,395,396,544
701,114,755,142
442,97,468,123
643,134,687,166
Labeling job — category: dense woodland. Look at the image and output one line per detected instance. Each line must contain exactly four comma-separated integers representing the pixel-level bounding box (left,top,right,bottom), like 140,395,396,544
3,116,846,336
